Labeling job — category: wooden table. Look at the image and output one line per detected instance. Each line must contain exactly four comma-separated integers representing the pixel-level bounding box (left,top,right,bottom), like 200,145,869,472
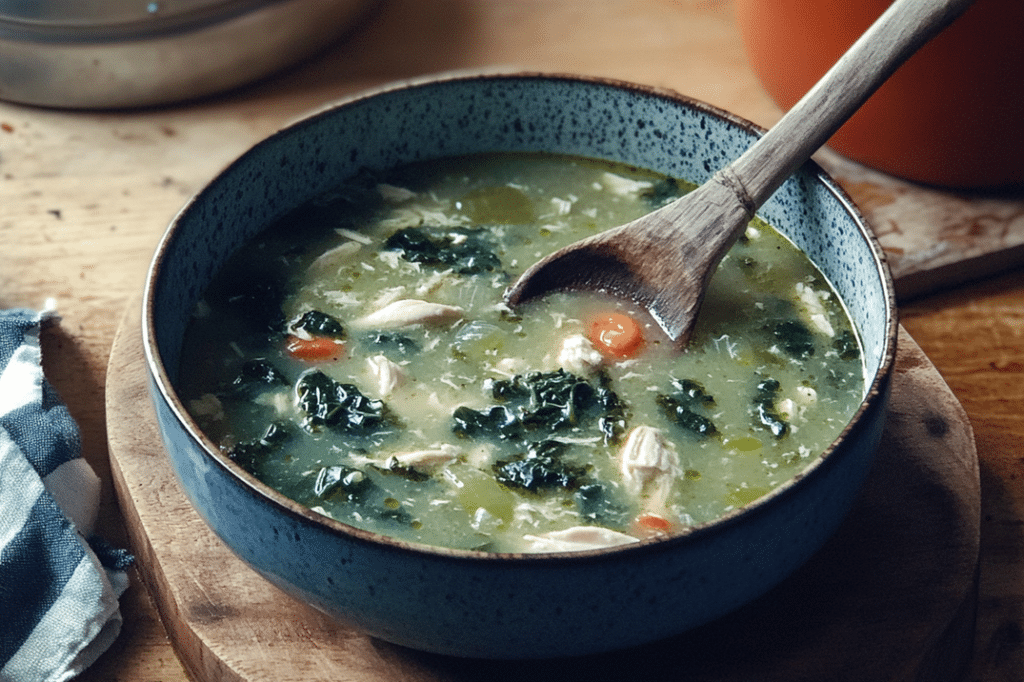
1,1,1021,679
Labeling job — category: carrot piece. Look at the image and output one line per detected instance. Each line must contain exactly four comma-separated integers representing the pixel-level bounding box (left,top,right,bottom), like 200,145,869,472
636,512,673,532
589,311,645,358
285,335,345,362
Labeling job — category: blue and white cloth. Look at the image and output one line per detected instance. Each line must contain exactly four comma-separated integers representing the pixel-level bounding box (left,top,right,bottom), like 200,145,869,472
0,307,132,682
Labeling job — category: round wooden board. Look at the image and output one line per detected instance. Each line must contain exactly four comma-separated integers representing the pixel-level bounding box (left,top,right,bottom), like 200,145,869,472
106,298,980,682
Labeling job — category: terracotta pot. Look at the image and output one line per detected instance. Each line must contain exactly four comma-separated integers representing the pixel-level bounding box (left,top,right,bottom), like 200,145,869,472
735,0,1024,189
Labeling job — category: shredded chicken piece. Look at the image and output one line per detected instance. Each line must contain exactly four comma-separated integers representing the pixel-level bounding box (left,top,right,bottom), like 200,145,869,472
599,172,653,196
619,425,681,511
550,197,573,215
349,444,460,473
390,444,460,469
188,393,224,423
254,389,293,417
414,269,456,297
795,282,835,337
376,183,417,203
351,298,464,329
308,240,362,273
365,354,407,398
491,357,529,378
334,228,373,245
778,385,818,421
520,526,640,553
368,286,408,310
557,333,604,374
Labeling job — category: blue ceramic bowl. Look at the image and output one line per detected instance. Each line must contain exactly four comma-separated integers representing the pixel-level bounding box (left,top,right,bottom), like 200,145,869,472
143,72,897,659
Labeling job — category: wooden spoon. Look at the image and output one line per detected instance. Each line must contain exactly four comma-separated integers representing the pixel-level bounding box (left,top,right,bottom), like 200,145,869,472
504,0,975,348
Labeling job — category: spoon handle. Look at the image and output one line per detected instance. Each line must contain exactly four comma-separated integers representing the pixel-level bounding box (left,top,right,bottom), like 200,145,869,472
725,0,975,208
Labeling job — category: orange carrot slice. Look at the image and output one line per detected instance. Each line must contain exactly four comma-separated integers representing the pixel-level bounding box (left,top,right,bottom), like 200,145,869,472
589,311,645,358
285,335,345,362
636,512,673,533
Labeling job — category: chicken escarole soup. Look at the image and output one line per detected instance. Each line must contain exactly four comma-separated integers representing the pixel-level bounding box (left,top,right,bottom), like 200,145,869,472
177,152,865,554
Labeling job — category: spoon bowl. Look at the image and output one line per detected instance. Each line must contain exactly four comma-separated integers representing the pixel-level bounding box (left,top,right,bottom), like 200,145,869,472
505,0,975,347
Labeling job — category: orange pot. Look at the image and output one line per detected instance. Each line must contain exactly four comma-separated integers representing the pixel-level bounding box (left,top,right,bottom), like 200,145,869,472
735,0,1024,189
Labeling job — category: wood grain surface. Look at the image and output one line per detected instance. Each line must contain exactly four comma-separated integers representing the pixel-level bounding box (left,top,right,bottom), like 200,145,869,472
0,1,1021,680
105,314,981,682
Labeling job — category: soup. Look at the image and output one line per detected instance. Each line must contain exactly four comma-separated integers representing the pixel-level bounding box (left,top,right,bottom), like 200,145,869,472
177,153,864,553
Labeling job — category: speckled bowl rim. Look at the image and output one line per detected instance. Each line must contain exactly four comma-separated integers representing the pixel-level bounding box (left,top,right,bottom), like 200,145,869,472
143,70,898,565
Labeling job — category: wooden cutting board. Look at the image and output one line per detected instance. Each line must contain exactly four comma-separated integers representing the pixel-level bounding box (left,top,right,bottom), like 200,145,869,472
106,312,978,682
816,148,1024,302
105,153,1002,682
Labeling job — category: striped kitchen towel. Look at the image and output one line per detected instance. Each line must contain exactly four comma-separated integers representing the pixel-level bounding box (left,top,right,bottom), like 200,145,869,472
0,307,132,682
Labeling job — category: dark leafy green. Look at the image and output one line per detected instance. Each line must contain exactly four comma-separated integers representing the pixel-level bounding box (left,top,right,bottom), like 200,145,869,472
772,319,816,358
384,226,501,274
226,421,293,471
377,456,432,483
574,483,631,528
458,369,624,442
453,370,628,499
492,440,588,493
290,310,346,339
360,331,420,358
832,329,861,361
286,168,383,232
452,405,523,442
313,464,416,526
295,370,394,436
656,378,718,438
313,464,374,501
595,372,629,445
753,378,789,438
496,369,594,433
231,359,287,394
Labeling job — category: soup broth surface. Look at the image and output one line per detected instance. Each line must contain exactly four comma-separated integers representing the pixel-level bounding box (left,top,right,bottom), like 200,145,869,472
178,153,865,553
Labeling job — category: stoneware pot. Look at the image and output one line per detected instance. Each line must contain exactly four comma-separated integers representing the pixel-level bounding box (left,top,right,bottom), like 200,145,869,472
735,0,1024,189
143,72,897,659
